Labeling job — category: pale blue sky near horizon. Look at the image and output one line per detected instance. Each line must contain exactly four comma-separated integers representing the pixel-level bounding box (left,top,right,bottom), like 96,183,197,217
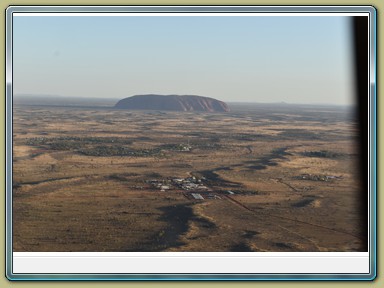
13,15,355,105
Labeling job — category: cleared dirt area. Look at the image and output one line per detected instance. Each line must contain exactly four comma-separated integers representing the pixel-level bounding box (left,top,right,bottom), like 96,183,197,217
12,103,366,252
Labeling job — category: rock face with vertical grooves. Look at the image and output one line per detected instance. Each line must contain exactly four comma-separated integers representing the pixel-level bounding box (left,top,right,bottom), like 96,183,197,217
114,95,230,112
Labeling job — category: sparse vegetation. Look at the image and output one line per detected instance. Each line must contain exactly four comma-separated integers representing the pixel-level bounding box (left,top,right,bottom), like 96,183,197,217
26,136,133,151
12,103,364,252
78,146,162,157
278,129,320,140
230,133,267,141
299,150,346,159
271,147,291,156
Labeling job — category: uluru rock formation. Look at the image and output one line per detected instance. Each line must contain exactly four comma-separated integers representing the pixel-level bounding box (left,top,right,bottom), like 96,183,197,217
114,94,230,112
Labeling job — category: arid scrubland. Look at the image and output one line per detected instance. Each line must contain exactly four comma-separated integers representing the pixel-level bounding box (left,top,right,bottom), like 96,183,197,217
12,103,366,252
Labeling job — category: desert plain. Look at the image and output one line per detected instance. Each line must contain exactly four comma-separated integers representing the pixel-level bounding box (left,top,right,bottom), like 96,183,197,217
12,101,366,252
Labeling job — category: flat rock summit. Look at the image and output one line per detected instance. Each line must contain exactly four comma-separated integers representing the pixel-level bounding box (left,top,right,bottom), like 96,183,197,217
114,94,230,112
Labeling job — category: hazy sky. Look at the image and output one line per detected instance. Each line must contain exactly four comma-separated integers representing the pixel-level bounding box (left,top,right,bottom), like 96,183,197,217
13,15,355,105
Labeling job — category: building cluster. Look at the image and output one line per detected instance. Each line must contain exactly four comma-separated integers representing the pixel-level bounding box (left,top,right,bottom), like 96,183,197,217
145,176,237,201
146,176,210,192
297,174,342,182
174,176,209,191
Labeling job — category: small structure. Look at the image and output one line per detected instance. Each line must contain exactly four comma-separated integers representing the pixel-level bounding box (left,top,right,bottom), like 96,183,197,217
181,144,192,152
191,193,204,200
160,185,170,191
